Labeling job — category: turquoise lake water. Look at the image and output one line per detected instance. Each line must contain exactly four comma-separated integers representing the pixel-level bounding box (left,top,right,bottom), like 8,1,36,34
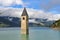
0,27,60,40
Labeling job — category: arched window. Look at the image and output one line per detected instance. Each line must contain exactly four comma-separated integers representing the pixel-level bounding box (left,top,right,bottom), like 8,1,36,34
23,17,25,20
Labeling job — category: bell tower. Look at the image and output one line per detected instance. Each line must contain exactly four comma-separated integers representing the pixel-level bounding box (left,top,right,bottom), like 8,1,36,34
21,8,29,34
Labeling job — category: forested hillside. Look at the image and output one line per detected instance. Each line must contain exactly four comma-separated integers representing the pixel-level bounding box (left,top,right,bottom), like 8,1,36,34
51,19,60,28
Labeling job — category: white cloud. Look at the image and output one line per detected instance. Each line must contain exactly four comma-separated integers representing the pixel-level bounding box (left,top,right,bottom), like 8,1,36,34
0,0,24,6
0,8,60,21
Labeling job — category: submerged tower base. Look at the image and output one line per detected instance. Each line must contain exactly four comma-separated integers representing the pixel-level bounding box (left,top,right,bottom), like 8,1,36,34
21,29,29,35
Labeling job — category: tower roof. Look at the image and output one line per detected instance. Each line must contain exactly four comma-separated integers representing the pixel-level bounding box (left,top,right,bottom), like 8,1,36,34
21,8,28,16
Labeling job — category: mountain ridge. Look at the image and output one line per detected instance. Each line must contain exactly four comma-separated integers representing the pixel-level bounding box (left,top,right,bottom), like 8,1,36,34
0,16,55,27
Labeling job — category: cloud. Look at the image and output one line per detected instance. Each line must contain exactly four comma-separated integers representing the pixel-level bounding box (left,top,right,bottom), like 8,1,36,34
0,8,60,21
0,0,60,11
0,0,28,7
40,0,60,10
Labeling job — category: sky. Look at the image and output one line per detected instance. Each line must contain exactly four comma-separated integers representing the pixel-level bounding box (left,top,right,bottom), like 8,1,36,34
0,0,60,20
0,0,60,12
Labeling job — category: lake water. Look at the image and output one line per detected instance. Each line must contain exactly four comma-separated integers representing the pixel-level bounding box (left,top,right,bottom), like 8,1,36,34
0,27,60,40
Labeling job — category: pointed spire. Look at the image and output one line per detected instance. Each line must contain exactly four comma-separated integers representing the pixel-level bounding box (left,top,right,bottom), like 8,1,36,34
21,8,28,16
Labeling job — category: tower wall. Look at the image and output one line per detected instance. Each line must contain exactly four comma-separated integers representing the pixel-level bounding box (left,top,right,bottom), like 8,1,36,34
21,16,28,34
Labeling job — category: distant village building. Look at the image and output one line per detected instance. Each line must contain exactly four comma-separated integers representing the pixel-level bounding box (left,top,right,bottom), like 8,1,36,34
21,8,29,34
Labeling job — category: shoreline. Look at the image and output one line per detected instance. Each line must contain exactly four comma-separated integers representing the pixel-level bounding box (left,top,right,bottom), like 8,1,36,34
52,27,60,30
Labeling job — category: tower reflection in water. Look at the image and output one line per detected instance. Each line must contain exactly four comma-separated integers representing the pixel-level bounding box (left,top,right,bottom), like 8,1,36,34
21,34,29,40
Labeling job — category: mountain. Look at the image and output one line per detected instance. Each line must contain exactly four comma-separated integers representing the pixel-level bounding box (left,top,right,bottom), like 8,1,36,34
0,8,59,27
0,16,20,27
0,16,55,27
51,19,60,28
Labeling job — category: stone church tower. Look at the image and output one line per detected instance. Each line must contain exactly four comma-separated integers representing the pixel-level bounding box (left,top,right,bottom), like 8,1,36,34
21,8,29,34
